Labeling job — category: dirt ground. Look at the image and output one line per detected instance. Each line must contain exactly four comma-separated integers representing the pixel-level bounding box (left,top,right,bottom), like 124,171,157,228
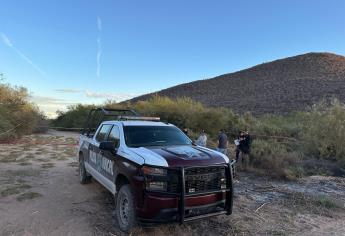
0,131,344,236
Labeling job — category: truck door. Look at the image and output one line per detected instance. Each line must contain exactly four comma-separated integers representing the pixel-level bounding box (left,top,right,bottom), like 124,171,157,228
101,125,121,184
89,124,112,172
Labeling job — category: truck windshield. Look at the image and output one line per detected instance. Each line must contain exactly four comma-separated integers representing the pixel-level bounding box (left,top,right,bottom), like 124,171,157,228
123,126,192,147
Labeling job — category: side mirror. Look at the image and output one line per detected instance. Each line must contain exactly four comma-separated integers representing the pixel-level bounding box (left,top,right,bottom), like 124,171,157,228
99,141,117,152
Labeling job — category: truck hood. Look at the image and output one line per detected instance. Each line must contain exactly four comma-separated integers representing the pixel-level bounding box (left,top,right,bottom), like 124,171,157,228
128,145,229,167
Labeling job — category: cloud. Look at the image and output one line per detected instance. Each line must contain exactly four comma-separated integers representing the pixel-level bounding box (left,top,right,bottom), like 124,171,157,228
96,17,102,78
54,89,82,93
1,32,46,76
29,90,137,118
85,90,135,102
30,95,78,118
30,95,75,105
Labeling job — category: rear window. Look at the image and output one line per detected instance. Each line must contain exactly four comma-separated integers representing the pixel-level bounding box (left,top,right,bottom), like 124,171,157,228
123,125,192,147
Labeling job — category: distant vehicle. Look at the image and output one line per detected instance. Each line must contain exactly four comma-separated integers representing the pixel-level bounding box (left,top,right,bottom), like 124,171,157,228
78,108,235,232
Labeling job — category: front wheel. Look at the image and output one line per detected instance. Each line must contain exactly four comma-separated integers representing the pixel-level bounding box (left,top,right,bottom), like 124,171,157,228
115,184,136,232
79,154,91,184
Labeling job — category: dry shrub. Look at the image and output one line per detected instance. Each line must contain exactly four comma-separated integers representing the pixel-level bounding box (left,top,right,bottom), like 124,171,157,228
56,96,246,138
53,104,95,128
250,139,302,179
0,80,44,140
252,113,302,138
301,100,345,163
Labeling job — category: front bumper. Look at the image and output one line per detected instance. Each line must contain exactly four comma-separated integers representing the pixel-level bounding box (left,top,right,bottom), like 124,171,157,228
137,161,235,223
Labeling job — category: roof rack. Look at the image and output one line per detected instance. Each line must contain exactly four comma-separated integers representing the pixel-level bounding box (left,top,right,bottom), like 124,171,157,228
117,115,160,121
81,108,161,135
98,108,139,116
82,108,138,135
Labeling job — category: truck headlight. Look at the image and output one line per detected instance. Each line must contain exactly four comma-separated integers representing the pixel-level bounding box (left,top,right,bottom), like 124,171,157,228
142,166,168,191
142,166,167,176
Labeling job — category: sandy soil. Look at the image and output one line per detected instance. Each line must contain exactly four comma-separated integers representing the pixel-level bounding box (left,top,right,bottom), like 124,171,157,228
0,130,344,236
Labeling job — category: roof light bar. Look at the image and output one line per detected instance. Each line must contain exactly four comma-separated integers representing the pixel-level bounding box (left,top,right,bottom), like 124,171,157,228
118,116,160,121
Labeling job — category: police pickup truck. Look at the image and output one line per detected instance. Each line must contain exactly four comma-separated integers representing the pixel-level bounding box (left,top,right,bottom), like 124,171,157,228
78,108,234,232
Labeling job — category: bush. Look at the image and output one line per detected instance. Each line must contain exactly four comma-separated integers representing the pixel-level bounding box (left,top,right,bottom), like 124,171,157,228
0,111,15,140
252,113,302,138
300,100,345,162
52,104,95,128
250,139,302,179
0,81,43,140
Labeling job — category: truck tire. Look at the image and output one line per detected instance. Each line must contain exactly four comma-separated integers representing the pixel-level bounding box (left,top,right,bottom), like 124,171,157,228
116,184,136,232
79,154,91,184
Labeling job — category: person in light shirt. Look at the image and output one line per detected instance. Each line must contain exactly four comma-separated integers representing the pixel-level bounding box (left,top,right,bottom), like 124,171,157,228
235,131,244,162
195,130,207,147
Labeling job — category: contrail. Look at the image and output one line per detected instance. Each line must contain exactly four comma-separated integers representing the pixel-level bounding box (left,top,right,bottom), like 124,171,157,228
1,32,46,75
96,17,102,78
97,17,102,31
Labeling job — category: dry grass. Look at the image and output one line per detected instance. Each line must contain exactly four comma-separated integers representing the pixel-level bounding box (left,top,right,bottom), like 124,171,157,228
16,192,42,201
17,161,32,166
41,163,55,169
0,152,22,163
3,169,41,178
0,183,31,197
35,157,50,162
63,148,76,157
282,192,342,217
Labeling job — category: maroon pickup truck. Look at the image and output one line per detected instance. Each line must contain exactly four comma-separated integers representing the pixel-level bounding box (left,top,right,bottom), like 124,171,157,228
78,108,235,232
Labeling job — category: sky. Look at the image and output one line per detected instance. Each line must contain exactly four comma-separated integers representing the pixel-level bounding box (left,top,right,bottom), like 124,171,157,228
0,0,345,117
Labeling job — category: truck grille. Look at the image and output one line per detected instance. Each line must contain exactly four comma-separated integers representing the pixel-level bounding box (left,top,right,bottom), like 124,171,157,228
167,166,226,194
185,166,226,194
167,169,180,193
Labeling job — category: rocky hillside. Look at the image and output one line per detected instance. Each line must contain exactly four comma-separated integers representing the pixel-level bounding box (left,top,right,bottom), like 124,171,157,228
132,52,345,115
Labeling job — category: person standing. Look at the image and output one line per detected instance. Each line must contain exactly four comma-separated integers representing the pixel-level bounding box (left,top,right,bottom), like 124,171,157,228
196,130,207,147
182,127,189,136
244,131,252,151
238,131,251,169
235,131,244,162
240,131,251,155
216,129,228,155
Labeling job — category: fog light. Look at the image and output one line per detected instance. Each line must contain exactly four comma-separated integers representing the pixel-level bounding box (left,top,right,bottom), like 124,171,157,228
188,188,195,193
147,181,167,191
220,178,226,189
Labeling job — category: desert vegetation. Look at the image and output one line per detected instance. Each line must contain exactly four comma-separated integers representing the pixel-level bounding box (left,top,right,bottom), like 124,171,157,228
0,77,45,140
53,95,345,179
1,78,344,179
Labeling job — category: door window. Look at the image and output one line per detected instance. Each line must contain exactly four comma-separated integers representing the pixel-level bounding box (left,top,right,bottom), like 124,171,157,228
95,124,112,142
108,125,121,148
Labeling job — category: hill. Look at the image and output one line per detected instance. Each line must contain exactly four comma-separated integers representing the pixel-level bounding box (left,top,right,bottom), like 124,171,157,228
132,52,345,115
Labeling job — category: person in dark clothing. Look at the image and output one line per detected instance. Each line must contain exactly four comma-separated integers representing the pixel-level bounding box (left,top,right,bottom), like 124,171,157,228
216,129,228,155
182,127,189,136
239,134,251,155
237,131,252,168
243,131,252,153
235,131,245,162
